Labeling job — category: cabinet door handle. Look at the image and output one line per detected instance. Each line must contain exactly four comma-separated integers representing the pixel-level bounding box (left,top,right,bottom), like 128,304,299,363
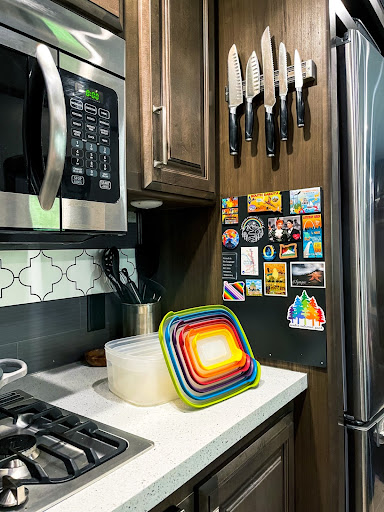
153,105,167,167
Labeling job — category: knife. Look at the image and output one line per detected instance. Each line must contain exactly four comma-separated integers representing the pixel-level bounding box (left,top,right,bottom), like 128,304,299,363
261,27,276,158
294,49,305,127
279,42,288,141
227,44,243,155
245,51,260,141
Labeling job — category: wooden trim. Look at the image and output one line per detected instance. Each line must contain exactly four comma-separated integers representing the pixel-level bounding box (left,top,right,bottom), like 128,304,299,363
53,0,124,34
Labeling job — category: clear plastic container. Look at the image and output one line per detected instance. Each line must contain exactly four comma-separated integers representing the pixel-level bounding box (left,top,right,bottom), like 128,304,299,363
105,332,178,406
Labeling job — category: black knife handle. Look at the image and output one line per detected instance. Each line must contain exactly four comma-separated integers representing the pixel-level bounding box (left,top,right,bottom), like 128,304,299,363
245,100,254,141
296,89,305,128
265,110,275,158
280,96,288,141
229,110,239,155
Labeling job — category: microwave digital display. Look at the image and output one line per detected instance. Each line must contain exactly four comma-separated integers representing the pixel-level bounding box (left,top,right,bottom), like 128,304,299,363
74,82,103,103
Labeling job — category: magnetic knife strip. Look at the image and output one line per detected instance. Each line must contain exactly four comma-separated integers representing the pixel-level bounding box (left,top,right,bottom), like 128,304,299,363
225,60,317,102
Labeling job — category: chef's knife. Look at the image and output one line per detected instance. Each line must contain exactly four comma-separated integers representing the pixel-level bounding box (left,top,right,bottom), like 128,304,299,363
261,27,276,157
227,44,243,155
279,42,288,141
245,51,260,141
294,49,305,127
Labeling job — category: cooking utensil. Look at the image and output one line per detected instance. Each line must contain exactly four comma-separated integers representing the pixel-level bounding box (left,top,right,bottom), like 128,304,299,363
294,49,305,127
121,268,142,304
261,26,276,157
279,42,288,141
245,51,260,141
227,44,243,155
0,359,27,389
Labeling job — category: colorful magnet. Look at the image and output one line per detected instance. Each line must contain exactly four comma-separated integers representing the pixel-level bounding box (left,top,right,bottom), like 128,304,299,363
222,229,239,250
303,214,323,258
287,290,326,331
262,245,276,261
222,212,239,225
290,261,326,288
279,243,298,259
246,279,262,296
263,262,287,297
241,247,259,276
222,197,238,209
290,187,321,214
247,191,282,213
222,253,238,280
223,281,246,301
241,216,264,243
268,216,301,243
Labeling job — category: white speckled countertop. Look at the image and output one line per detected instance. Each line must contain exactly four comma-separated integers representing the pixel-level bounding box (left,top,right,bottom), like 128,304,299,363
6,363,307,512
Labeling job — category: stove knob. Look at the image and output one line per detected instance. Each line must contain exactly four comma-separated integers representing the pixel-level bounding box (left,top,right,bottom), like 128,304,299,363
0,476,28,508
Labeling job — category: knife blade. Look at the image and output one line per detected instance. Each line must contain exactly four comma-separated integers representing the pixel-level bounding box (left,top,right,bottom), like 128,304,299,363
261,27,276,157
279,42,288,141
245,51,260,141
294,49,305,127
227,44,243,155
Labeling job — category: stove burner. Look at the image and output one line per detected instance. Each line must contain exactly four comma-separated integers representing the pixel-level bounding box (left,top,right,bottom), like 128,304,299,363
0,436,36,458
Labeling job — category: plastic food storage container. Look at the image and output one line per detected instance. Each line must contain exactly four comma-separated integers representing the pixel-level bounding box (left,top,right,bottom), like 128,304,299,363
105,332,178,406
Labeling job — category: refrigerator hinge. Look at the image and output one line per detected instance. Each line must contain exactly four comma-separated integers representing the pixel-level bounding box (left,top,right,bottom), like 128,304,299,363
334,34,351,47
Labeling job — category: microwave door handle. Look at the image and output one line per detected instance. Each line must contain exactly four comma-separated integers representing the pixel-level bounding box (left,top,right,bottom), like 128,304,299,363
35,44,67,211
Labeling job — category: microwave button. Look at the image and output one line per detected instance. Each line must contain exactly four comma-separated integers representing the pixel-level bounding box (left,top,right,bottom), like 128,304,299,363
71,157,84,167
86,169,98,177
99,162,110,172
85,142,97,152
100,137,110,146
99,179,111,190
98,108,110,119
71,110,83,119
71,129,83,139
72,166,84,175
86,159,97,170
99,119,110,128
71,148,84,158
100,172,111,180
99,154,110,163
71,120,83,129
99,128,110,137
71,138,84,149
86,114,97,124
86,124,96,133
86,133,97,142
71,175,85,185
86,151,96,160
99,145,110,156
70,98,83,110
85,103,97,115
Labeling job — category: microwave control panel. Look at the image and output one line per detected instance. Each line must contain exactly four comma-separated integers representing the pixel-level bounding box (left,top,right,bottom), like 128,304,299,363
60,70,120,204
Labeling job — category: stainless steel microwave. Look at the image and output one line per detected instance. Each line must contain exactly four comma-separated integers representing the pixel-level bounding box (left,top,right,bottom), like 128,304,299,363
0,0,127,235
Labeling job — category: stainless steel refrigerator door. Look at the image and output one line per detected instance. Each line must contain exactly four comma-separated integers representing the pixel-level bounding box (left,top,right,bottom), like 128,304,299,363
342,29,384,423
346,412,384,512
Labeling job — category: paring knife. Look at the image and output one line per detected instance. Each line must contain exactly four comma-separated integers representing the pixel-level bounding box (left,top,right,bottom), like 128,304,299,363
294,49,305,127
227,44,243,155
245,51,260,141
261,27,276,158
279,42,288,141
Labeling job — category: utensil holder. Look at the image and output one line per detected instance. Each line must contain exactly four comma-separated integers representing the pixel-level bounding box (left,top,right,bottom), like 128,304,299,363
122,302,162,337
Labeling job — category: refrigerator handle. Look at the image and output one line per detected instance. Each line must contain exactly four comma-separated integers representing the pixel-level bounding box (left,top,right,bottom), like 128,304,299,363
35,44,67,211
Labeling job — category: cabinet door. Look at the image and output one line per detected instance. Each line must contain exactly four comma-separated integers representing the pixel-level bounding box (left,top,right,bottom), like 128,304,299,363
198,414,294,512
139,0,215,199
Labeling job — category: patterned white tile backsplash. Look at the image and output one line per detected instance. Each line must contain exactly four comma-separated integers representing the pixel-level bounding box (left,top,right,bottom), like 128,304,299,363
0,249,136,308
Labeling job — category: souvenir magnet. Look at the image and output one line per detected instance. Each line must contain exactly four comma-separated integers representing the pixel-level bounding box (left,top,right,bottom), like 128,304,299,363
264,262,287,297
222,253,238,280
222,197,239,209
263,245,276,261
222,213,239,225
246,279,263,296
241,216,264,243
222,229,240,250
291,261,326,288
287,290,326,331
247,191,282,213
290,187,321,214
241,247,259,276
268,216,301,243
279,243,298,259
223,281,246,301
303,214,323,258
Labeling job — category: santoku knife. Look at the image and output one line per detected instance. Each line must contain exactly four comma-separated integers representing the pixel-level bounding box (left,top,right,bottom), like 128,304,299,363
279,42,288,141
227,44,243,155
245,51,260,141
294,49,305,127
261,27,276,157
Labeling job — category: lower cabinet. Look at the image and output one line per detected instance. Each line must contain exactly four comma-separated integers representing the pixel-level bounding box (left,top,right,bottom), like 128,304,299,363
161,412,294,512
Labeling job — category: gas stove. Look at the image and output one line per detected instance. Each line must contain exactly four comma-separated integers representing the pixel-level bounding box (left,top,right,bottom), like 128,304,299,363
0,390,153,511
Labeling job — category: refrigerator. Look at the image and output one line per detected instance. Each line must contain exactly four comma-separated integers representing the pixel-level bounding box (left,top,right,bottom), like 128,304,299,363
339,28,384,511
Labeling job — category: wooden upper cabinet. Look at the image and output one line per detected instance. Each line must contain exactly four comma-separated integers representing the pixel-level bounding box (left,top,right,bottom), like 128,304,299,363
138,0,215,199
53,0,124,34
